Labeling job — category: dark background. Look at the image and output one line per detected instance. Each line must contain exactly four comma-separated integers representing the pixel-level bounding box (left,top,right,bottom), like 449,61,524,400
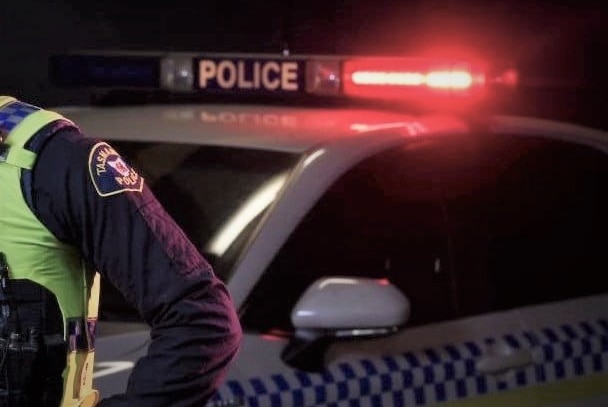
0,0,606,129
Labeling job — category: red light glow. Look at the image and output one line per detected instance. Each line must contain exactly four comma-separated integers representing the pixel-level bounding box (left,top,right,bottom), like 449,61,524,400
351,70,474,90
426,71,473,89
342,58,486,101
260,329,289,341
352,71,427,86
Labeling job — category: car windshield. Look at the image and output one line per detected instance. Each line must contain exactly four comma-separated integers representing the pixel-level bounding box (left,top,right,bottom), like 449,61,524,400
111,141,301,281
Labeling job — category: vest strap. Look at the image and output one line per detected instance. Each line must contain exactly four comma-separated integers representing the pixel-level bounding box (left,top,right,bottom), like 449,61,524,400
0,99,74,170
0,96,16,109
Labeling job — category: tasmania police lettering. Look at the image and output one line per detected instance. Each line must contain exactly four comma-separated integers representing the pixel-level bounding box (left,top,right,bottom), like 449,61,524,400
88,142,144,197
198,59,301,92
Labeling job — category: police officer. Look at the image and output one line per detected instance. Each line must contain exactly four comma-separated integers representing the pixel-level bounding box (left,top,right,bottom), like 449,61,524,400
0,96,242,406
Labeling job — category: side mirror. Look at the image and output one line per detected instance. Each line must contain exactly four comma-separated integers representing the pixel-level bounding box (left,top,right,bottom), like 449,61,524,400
281,276,410,372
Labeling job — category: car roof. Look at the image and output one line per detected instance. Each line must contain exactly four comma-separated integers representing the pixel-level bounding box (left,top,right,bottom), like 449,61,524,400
54,103,471,153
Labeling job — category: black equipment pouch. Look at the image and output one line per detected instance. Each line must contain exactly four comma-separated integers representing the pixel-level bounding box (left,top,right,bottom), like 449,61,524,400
0,253,67,407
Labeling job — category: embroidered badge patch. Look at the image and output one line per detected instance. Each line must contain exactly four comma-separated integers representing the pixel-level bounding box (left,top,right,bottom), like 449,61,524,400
88,142,144,197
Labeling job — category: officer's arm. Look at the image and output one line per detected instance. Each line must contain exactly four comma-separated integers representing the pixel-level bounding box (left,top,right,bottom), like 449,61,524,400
30,127,242,406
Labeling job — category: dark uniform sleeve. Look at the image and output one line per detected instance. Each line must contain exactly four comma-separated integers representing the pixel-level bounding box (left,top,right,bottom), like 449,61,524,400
29,126,242,406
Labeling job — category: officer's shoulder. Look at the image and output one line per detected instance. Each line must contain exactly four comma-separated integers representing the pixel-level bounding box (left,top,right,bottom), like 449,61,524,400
41,126,102,155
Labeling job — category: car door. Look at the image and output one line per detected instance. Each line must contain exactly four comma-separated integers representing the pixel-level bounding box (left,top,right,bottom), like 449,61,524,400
446,132,608,406
210,131,608,407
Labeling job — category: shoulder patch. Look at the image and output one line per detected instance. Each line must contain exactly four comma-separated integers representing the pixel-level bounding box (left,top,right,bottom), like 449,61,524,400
88,142,144,197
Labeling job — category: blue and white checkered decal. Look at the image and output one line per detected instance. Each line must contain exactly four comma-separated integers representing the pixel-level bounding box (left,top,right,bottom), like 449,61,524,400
0,101,40,134
209,319,608,406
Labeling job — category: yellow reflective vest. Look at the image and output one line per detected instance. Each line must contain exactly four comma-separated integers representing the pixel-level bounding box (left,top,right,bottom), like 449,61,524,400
0,96,99,406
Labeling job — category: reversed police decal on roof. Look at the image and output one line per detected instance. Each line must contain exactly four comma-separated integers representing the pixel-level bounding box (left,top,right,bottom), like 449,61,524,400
88,142,144,197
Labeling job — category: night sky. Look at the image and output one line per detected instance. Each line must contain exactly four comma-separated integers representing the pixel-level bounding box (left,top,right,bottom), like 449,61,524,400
0,0,606,128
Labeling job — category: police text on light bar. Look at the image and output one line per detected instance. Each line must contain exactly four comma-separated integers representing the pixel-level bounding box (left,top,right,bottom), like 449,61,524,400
198,59,300,92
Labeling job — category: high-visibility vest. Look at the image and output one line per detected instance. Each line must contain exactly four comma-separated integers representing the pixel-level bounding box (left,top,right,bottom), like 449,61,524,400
0,96,99,406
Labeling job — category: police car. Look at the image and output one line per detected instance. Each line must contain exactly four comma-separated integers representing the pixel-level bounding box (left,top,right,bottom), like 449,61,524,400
51,52,608,406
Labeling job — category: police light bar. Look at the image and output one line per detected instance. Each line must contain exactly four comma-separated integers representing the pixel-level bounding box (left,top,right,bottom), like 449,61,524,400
50,52,515,102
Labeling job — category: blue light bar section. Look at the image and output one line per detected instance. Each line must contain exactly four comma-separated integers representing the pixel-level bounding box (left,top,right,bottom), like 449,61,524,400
49,55,160,88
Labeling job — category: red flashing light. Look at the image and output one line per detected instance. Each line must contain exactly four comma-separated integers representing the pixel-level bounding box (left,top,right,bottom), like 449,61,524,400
350,70,474,90
342,58,486,101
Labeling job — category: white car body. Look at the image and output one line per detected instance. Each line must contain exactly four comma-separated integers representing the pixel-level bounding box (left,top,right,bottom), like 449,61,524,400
58,103,608,407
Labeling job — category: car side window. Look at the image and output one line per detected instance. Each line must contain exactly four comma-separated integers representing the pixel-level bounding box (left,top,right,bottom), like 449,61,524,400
434,134,608,316
241,133,608,336
241,140,459,334
479,137,608,311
